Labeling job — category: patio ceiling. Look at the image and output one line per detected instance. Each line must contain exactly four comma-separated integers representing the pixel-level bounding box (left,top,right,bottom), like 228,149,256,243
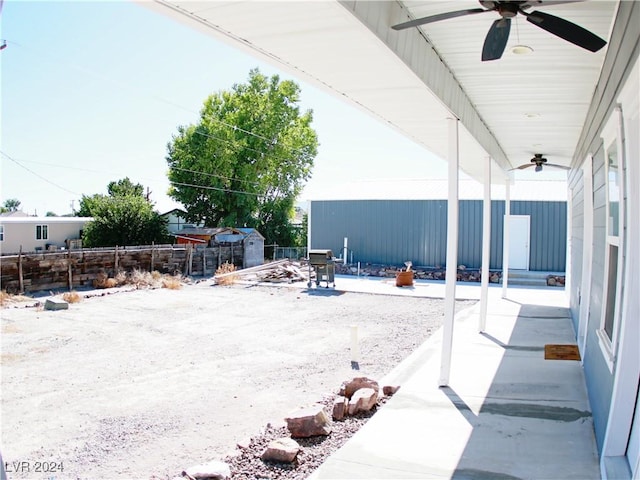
145,0,617,184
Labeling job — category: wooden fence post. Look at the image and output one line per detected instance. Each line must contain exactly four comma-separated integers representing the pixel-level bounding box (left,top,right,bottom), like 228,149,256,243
231,244,234,265
115,245,119,272
202,249,206,276
151,241,155,272
67,249,73,291
18,246,24,293
184,243,193,275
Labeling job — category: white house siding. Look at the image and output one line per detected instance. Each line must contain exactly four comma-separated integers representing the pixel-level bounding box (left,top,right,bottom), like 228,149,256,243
569,2,639,474
0,218,92,255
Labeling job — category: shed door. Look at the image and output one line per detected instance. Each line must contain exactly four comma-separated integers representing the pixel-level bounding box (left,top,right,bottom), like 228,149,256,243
507,215,530,270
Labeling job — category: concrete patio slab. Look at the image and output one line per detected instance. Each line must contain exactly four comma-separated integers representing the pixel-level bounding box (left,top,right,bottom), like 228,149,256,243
309,285,599,480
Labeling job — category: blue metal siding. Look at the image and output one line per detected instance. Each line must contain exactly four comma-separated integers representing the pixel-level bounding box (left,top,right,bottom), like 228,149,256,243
311,199,566,271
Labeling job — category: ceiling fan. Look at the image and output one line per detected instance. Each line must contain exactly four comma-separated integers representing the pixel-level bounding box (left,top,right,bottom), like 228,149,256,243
391,1,607,61
512,154,570,172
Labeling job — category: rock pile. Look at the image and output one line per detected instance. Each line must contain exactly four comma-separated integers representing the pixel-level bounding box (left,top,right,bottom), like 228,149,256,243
335,263,502,283
177,376,399,479
547,275,566,286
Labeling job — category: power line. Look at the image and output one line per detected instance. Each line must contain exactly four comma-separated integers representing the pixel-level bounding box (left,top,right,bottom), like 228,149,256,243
0,150,80,195
2,154,270,199
169,180,264,197
7,38,313,158
172,166,262,187
192,128,268,157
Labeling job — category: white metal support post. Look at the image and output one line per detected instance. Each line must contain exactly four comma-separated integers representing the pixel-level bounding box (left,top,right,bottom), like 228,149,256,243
502,178,511,298
439,117,459,387
479,156,492,332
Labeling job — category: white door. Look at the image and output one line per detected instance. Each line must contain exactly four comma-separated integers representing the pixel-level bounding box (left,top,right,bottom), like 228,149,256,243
507,215,530,270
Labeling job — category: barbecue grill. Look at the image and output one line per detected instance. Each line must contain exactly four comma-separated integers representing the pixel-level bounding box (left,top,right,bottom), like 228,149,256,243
307,249,336,288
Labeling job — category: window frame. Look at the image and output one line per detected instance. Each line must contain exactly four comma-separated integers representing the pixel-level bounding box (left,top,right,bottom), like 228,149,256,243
597,106,626,372
35,224,49,241
0,224,4,242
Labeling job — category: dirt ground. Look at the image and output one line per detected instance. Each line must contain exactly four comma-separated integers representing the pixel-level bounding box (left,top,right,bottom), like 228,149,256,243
1,281,473,479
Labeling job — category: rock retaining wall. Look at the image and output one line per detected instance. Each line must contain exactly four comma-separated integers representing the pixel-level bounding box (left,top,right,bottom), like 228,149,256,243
0,244,246,294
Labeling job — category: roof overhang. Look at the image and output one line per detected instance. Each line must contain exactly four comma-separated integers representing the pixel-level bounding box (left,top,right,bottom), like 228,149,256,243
142,0,616,185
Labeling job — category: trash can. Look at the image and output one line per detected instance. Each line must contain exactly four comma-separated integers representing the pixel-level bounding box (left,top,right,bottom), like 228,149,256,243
308,249,336,288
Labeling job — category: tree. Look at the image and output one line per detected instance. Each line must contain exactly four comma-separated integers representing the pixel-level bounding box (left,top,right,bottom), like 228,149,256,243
107,178,144,198
45,211,58,217
1,198,21,213
166,68,318,245
78,178,169,247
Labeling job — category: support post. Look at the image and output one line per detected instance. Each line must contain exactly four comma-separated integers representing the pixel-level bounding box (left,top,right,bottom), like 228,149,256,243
439,117,459,387
18,246,24,293
307,200,312,254
151,241,155,272
67,250,73,291
502,178,511,298
114,245,119,273
479,156,492,333
343,237,348,265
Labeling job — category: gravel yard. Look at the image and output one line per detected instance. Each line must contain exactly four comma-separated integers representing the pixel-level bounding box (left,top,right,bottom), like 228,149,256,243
1,281,474,479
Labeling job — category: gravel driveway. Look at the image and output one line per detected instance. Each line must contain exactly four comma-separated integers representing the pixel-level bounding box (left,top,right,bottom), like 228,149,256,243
1,281,474,479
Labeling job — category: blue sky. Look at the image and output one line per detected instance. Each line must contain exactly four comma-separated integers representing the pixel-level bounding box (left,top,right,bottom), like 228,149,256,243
1,0,454,216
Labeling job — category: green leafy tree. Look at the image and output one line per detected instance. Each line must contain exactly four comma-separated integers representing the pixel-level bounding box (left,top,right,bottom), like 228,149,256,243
107,178,144,198
45,211,58,217
1,198,21,213
78,178,169,247
166,68,318,245
77,177,144,217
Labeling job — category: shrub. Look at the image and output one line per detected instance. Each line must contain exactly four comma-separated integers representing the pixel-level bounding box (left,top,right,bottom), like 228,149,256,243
62,291,82,303
215,262,238,285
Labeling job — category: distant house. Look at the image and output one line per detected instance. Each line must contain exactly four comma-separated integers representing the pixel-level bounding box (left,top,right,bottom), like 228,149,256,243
175,226,265,268
174,227,232,245
160,208,202,234
0,217,93,255
0,210,30,218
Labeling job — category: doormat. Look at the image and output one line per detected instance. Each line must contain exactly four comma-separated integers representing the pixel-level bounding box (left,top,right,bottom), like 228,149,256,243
544,344,581,361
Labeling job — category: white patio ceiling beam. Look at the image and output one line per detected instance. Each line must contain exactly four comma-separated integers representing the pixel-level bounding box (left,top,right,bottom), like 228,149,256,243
340,1,511,177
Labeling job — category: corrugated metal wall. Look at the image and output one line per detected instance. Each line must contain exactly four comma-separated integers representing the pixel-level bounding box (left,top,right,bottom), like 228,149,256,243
310,199,567,271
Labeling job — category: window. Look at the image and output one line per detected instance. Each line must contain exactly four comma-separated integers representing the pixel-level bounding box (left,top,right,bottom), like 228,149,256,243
36,224,48,240
598,107,625,369
0,225,4,241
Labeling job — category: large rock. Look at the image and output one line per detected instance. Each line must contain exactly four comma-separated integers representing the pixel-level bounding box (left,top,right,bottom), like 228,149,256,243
383,385,400,396
285,404,331,438
45,298,69,311
261,437,301,463
347,388,378,415
342,377,379,399
183,460,231,479
332,396,348,421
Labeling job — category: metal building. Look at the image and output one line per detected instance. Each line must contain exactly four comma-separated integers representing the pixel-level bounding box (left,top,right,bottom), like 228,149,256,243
310,199,566,272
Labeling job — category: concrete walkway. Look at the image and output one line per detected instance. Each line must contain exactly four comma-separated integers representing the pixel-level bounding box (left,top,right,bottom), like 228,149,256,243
306,276,600,479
